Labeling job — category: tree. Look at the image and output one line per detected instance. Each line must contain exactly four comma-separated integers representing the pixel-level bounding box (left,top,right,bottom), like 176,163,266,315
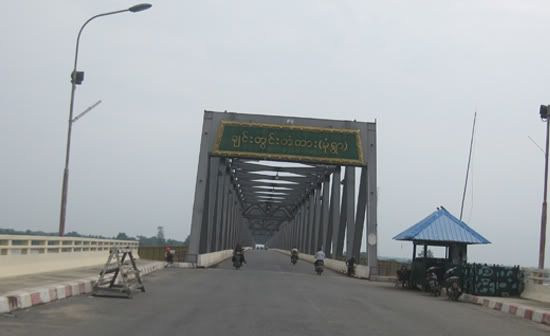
116,232,131,240
156,226,165,244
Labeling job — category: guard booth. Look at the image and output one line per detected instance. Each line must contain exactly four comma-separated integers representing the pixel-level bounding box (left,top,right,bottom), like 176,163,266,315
393,206,490,288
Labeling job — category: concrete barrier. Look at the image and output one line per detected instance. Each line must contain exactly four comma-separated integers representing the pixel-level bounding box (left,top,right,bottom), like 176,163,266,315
196,247,252,268
197,250,233,268
0,235,139,279
273,249,370,279
521,268,550,303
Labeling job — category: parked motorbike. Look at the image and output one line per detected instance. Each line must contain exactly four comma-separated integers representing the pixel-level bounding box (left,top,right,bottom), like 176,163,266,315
395,266,410,288
444,267,462,301
426,266,441,296
314,260,324,275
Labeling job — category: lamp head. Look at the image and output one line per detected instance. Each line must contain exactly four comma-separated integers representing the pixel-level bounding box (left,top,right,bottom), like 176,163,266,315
541,105,549,120
129,3,152,13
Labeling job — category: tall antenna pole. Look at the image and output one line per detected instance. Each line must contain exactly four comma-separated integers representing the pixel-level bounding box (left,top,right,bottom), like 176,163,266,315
460,112,477,221
539,105,550,270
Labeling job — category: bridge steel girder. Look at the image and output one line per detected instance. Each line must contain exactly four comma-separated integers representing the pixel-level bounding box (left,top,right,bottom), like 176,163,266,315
229,194,237,248
206,157,221,253
232,161,331,176
319,178,330,255
215,165,227,251
366,124,378,275
327,167,341,257
344,166,356,260
235,172,321,185
187,114,213,261
215,164,224,250
296,208,303,250
302,201,309,252
334,176,347,258
352,167,368,261
306,193,314,254
221,179,231,250
312,185,322,253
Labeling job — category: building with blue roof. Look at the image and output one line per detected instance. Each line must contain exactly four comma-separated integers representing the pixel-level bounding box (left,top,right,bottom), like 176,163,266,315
393,206,490,265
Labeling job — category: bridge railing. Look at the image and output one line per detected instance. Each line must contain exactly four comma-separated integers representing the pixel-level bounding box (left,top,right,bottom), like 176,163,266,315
0,234,139,279
138,246,187,262
0,234,138,255
523,268,550,285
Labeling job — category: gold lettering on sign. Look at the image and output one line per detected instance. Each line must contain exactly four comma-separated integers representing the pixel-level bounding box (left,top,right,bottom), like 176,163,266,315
229,131,351,154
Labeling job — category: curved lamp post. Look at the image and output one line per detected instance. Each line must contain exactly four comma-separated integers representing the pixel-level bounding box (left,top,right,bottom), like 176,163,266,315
59,4,152,236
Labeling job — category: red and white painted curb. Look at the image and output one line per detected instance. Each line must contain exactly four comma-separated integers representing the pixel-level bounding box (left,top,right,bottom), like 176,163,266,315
0,261,165,314
461,293,550,326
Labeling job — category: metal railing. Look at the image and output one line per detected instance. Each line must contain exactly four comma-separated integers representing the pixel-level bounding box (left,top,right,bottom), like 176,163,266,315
138,246,187,262
0,234,138,256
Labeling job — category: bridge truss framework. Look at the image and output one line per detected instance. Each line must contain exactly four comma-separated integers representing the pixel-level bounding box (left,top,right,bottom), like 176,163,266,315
187,111,378,274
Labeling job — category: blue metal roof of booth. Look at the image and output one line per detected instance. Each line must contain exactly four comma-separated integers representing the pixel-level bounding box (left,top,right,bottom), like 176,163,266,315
393,207,490,244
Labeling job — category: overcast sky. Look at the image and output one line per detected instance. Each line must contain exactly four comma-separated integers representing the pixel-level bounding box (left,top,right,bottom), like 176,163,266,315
1,1,550,267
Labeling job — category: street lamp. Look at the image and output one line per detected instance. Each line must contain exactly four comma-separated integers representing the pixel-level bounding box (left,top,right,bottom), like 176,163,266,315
539,105,550,270
58,4,152,236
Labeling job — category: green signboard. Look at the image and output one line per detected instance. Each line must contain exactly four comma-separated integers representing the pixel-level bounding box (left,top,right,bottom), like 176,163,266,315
212,121,365,166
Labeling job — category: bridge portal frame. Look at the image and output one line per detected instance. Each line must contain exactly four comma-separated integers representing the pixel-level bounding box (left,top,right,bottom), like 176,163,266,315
187,111,378,275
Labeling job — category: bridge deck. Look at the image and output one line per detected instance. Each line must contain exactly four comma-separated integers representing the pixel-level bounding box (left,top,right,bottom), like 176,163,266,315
1,250,548,336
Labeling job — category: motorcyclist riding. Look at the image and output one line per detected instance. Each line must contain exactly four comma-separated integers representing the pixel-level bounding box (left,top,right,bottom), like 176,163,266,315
232,243,246,264
314,248,325,266
314,248,325,275
290,247,299,264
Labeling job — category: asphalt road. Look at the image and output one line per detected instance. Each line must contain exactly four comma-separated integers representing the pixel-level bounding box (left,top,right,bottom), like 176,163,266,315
1,250,549,336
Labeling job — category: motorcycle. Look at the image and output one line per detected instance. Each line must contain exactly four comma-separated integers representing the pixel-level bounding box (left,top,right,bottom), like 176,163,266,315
314,260,324,275
346,262,355,277
232,252,244,270
425,266,441,296
444,267,462,301
395,266,410,288
291,254,298,265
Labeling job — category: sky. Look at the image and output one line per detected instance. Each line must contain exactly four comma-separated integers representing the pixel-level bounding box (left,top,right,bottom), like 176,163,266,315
1,1,550,267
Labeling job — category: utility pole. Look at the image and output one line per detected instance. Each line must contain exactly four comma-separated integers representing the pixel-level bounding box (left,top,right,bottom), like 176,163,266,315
538,105,549,270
